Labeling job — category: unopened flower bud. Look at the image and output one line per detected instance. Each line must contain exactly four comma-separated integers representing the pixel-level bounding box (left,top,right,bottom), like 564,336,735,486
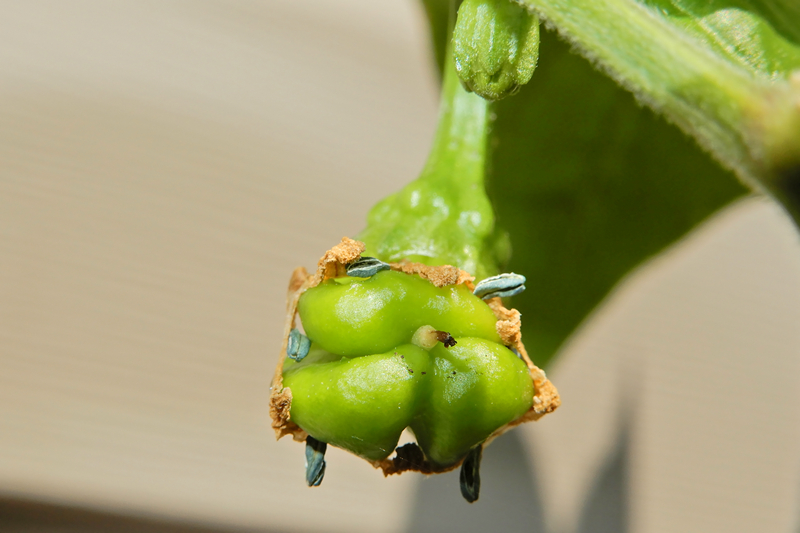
453,0,540,100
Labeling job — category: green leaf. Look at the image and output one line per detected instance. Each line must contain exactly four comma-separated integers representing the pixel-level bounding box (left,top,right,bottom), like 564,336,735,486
518,0,800,222
638,0,800,80
416,1,747,366
489,28,747,366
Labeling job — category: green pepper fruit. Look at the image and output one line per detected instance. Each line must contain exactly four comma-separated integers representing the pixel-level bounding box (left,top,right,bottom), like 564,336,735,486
297,270,501,356
453,0,540,100
285,270,534,468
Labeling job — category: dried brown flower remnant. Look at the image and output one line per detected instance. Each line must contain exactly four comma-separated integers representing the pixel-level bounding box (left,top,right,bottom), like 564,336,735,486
389,260,475,288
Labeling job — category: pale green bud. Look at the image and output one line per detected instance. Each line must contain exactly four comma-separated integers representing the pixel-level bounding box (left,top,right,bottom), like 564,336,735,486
453,0,540,100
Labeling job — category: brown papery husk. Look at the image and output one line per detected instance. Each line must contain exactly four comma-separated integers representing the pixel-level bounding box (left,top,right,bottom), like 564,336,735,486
269,237,560,475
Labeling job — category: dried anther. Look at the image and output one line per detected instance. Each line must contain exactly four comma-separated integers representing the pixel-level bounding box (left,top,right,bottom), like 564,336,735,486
435,330,457,348
473,273,526,300
305,436,327,487
346,256,391,278
459,444,483,503
287,328,311,362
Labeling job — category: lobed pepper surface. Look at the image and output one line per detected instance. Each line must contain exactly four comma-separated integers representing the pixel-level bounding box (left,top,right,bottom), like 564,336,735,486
269,238,559,478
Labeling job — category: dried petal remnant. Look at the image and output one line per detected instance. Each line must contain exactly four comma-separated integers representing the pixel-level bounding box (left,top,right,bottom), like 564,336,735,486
269,387,306,441
389,261,474,288
314,237,366,285
487,299,522,347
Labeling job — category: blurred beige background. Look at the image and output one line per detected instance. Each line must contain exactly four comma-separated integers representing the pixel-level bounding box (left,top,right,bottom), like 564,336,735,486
1,2,799,532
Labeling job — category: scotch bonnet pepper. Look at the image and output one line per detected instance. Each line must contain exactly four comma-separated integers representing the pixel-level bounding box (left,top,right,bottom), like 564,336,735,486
269,238,560,502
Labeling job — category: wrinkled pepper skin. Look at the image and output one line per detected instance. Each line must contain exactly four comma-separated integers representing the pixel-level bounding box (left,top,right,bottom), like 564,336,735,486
285,271,533,467
298,271,501,356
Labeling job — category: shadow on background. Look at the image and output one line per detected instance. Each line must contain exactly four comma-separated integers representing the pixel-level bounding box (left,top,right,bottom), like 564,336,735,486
0,428,628,533
576,433,628,533
405,431,546,533
406,429,628,533
0,498,268,533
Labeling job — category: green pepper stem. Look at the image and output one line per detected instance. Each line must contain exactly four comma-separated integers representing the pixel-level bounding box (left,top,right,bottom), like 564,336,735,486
424,45,491,190
358,43,505,278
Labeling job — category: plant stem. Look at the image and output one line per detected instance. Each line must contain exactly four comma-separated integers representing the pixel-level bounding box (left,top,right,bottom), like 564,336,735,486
359,44,505,278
